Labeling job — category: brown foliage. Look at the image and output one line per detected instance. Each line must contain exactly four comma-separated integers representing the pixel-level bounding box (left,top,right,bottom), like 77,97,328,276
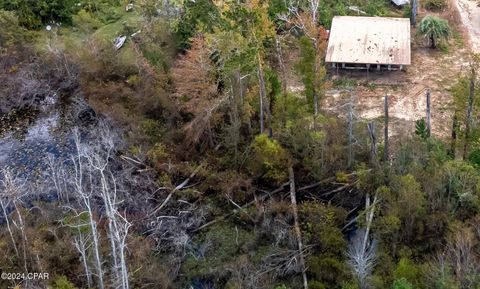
171,35,224,149
171,35,218,114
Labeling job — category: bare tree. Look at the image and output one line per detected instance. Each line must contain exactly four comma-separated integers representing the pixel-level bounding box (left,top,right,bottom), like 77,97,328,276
289,167,308,289
73,125,132,289
0,169,22,258
73,226,93,288
464,67,476,160
258,57,267,135
346,91,359,167
70,131,105,289
447,226,478,287
348,193,378,289
0,169,29,272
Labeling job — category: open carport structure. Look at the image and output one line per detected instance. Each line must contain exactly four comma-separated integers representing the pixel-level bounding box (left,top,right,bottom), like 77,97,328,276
325,16,411,71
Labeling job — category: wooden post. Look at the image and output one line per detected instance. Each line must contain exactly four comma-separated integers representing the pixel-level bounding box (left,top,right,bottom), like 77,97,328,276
367,122,377,164
426,88,431,137
384,94,389,162
411,0,418,26
289,167,308,289
450,113,458,158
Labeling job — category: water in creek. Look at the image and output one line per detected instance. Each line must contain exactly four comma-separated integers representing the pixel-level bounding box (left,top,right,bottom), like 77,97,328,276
0,93,95,183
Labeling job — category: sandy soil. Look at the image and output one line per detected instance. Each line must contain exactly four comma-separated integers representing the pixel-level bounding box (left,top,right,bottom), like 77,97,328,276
455,0,480,51
321,0,479,139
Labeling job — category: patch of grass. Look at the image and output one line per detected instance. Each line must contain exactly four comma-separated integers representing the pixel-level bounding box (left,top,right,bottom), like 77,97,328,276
332,78,357,88
438,42,449,54
452,29,464,48
364,82,377,91
92,10,141,42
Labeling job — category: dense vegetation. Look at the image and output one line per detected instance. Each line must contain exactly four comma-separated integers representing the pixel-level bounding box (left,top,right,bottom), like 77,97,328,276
0,1,479,289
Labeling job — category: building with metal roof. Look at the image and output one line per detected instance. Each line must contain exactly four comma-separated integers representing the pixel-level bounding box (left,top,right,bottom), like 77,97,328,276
325,16,411,70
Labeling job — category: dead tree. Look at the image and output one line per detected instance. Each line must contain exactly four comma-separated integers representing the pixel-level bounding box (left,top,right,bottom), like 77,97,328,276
73,226,93,288
71,130,105,289
288,167,308,289
346,91,359,168
347,193,378,289
384,94,389,162
464,68,476,160
275,36,288,126
426,88,431,137
0,169,21,258
278,0,323,118
0,169,30,272
81,125,131,289
258,57,267,135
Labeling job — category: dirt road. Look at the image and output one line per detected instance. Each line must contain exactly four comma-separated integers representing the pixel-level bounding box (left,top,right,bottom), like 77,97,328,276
455,0,480,51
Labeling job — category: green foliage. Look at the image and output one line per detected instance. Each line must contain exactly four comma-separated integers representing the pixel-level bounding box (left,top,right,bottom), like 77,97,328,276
72,9,102,33
296,36,317,109
362,0,389,16
181,224,256,277
441,161,480,219
251,134,290,184
147,143,169,164
318,0,348,28
393,257,423,288
392,278,413,289
141,119,166,143
0,0,78,29
50,276,79,289
275,285,291,289
403,4,412,19
175,0,220,48
341,282,360,289
0,10,28,48
415,119,429,139
301,202,347,286
309,281,327,289
80,0,123,24
418,16,451,48
424,0,447,11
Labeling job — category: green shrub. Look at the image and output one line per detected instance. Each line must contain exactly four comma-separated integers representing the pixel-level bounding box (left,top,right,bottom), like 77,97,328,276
391,278,413,289
50,276,78,289
0,0,78,29
72,9,102,33
251,134,290,184
147,143,169,164
0,10,28,48
424,0,447,11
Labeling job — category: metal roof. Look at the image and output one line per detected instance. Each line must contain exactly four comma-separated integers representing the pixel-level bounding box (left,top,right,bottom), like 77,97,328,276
391,0,409,6
325,16,411,66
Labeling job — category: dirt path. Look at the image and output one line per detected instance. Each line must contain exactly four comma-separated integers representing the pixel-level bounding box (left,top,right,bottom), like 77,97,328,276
322,2,474,140
455,0,480,51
